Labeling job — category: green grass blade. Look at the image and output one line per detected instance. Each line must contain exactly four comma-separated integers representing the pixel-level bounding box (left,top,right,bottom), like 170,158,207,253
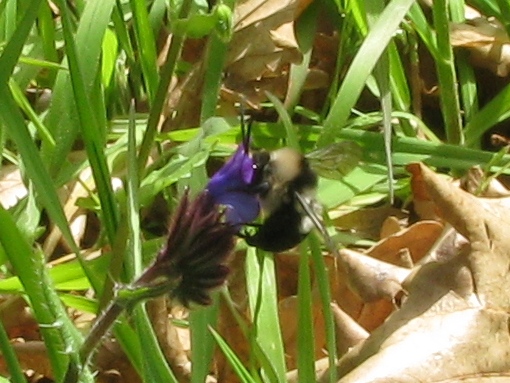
0,205,94,383
112,1,135,61
246,248,286,382
432,0,463,144
37,0,59,84
113,322,143,375
407,3,438,58
55,0,119,245
494,0,510,35
367,0,394,201
0,319,27,383
466,0,501,19
134,305,179,383
190,300,220,383
319,0,416,147
449,0,478,121
138,0,193,175
309,233,337,383
210,326,258,383
8,78,55,148
464,83,510,148
0,86,79,252
201,32,228,122
388,42,411,117
129,0,159,101
200,0,235,123
124,102,178,382
42,0,115,178
336,127,510,171
284,1,318,113
149,0,168,32
296,245,315,382
126,101,142,276
266,91,299,150
3,0,16,39
0,0,44,83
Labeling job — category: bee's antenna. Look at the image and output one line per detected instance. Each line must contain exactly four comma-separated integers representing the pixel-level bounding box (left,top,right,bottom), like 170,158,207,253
239,102,251,151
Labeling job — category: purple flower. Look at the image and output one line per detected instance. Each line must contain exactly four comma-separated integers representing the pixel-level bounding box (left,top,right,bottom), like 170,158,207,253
133,128,262,307
136,190,237,306
206,139,260,226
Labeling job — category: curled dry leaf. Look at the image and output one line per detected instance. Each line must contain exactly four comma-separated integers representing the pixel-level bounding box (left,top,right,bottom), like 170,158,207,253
335,220,443,332
451,17,510,77
318,163,510,382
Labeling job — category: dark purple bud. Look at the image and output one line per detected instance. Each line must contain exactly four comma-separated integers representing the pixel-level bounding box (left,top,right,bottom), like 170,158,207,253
137,190,237,307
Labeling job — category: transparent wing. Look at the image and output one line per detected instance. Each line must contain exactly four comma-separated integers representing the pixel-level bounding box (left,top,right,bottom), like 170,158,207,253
306,141,362,180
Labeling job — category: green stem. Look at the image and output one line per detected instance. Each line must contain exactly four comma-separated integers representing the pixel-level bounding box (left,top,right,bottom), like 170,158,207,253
62,301,125,383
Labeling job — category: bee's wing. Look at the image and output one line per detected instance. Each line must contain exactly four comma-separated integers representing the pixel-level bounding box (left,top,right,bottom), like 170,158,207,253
306,141,362,180
295,191,340,257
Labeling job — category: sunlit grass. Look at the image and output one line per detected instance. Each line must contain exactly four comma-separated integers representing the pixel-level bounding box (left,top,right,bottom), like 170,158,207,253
0,0,510,382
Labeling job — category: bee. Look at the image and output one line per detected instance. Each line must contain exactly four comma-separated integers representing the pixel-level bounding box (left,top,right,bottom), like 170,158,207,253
240,125,361,253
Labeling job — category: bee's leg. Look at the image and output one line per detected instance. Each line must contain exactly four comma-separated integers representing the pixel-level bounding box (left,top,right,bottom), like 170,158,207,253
237,223,260,236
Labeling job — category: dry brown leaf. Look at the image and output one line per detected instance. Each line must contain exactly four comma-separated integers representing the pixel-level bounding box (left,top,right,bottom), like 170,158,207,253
94,339,142,383
332,204,406,241
0,164,27,209
317,163,510,382
0,297,39,340
332,220,443,332
163,0,312,129
367,220,444,265
217,252,251,383
331,303,369,357
337,248,411,303
0,341,52,378
227,0,305,81
379,216,403,238
451,17,510,77
409,165,447,220
278,287,328,369
460,165,510,197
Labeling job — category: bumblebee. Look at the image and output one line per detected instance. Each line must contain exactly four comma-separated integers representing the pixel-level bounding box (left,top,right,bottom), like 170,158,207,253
242,147,323,252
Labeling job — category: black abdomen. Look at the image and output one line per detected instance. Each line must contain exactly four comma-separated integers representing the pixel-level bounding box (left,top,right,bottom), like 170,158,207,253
244,201,305,252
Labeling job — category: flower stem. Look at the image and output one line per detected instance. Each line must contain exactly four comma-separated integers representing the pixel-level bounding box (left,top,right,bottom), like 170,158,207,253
62,301,124,383
79,301,125,363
